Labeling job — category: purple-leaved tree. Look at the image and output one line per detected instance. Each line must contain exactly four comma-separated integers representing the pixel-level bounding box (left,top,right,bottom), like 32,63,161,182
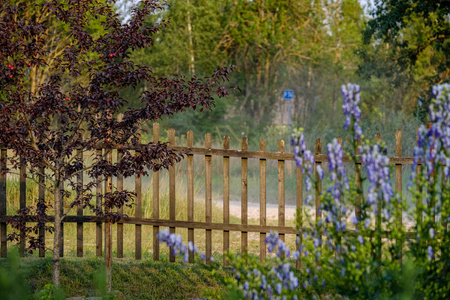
0,0,236,289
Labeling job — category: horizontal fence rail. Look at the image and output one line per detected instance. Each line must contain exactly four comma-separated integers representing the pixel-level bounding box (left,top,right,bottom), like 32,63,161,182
0,125,419,268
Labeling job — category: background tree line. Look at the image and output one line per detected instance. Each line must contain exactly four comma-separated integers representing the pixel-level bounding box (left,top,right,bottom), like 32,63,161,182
12,0,450,150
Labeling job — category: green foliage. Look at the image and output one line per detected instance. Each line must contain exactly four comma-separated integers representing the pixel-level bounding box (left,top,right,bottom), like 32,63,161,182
0,248,31,300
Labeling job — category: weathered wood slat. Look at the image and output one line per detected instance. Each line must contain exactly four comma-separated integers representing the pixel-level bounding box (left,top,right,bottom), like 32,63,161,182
0,214,419,238
187,130,195,263
375,133,382,261
259,139,266,262
395,130,403,261
223,135,230,265
38,167,45,257
105,146,113,290
0,148,6,258
135,123,142,260
152,123,160,261
315,139,322,220
169,129,176,263
205,133,212,264
69,140,417,164
296,165,303,270
95,148,103,257
278,140,285,243
76,148,83,258
241,137,248,254
20,158,26,256
59,181,64,258
355,140,362,220
116,114,124,259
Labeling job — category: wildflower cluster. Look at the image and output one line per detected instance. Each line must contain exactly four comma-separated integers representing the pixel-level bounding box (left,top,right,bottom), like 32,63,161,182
292,128,315,194
359,142,393,206
341,83,363,140
157,228,200,263
226,232,302,299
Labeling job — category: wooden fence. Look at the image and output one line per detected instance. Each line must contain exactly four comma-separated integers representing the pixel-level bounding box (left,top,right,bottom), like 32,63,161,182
0,125,416,266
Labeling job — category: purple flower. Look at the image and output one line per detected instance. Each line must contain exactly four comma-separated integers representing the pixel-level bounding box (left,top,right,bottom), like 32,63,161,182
359,143,393,204
411,84,450,183
341,83,362,140
428,246,434,260
358,235,364,244
429,228,435,239
276,283,282,295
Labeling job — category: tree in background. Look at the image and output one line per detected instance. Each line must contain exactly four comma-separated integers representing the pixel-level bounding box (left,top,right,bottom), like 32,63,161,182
361,0,450,120
0,0,234,289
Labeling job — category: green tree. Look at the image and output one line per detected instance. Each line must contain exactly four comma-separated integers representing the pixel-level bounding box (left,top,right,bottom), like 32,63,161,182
361,0,450,117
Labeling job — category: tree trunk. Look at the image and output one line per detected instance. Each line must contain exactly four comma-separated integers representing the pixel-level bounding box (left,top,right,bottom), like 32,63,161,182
52,173,62,287
187,0,195,76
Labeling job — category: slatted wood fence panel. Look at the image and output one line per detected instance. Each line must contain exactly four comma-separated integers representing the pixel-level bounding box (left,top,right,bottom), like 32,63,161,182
0,125,421,270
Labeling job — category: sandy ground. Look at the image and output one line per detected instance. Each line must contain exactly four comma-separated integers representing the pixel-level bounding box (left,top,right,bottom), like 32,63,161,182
212,198,416,229
213,199,303,220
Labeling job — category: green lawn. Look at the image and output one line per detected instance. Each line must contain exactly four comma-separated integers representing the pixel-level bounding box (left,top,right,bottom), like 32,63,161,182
0,254,230,300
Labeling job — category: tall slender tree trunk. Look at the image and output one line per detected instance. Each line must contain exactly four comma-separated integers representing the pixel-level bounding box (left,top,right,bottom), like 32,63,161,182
53,172,62,287
187,0,195,75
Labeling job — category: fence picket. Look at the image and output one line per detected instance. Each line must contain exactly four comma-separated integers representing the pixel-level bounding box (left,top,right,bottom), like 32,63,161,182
205,133,212,264
135,123,142,260
76,148,83,258
38,167,45,257
20,158,26,256
117,114,124,258
241,137,248,254
259,139,266,262
96,148,102,257
395,130,403,260
105,144,113,289
296,165,303,270
223,135,230,265
278,140,285,243
355,139,362,220
169,129,176,263
375,133,382,260
0,148,6,258
315,138,322,220
187,130,195,263
153,123,160,261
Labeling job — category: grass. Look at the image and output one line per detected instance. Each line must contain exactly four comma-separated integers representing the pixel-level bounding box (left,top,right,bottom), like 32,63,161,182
0,253,230,299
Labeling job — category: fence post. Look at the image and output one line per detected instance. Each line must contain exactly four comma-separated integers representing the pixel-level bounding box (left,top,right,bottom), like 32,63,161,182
116,114,124,259
169,129,176,263
260,139,267,262
76,146,83,258
375,133,382,261
152,123,160,261
187,130,195,263
135,123,142,260
315,138,322,220
223,135,230,265
38,167,45,257
395,130,403,261
241,137,248,255
416,127,423,225
205,133,212,264
19,158,26,256
355,139,362,220
105,143,113,291
0,148,6,258
278,140,285,243
95,147,103,257
296,161,303,270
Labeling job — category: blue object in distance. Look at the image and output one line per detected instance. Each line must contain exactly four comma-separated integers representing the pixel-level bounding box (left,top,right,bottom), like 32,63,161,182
283,90,294,99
